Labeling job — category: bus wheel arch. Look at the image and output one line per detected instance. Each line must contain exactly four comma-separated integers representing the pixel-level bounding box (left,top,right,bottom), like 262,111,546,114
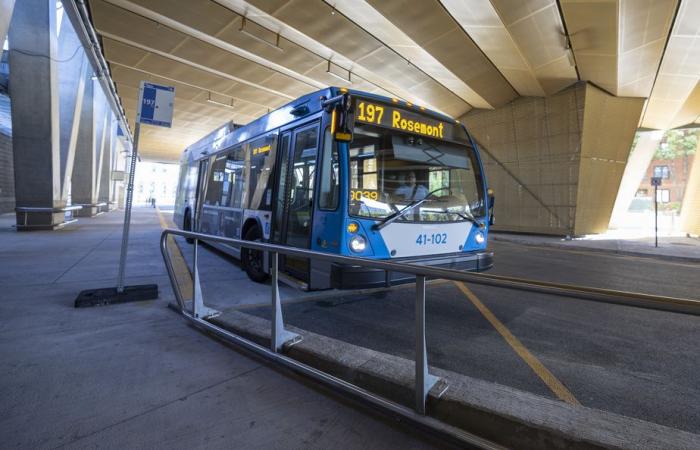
241,219,268,283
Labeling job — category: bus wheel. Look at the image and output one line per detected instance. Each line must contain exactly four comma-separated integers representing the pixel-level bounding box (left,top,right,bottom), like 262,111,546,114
183,212,194,244
242,226,269,283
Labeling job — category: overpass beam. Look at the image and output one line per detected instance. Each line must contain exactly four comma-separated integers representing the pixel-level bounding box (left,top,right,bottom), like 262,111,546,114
679,140,700,235
461,82,645,236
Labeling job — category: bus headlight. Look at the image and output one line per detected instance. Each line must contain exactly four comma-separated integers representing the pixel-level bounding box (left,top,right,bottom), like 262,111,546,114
475,232,485,245
349,235,366,253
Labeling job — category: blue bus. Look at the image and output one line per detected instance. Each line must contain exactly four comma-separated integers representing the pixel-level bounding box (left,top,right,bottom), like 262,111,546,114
174,88,494,290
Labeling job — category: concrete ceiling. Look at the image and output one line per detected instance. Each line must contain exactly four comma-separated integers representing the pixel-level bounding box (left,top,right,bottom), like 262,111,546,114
86,0,700,161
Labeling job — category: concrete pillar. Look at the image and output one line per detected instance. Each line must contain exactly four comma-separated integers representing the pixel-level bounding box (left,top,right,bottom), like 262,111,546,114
609,131,664,229
93,90,108,208
9,0,64,229
71,73,97,215
0,0,16,60
109,135,126,210
98,113,113,208
574,86,646,234
461,82,645,235
57,13,87,205
72,78,113,216
679,145,700,236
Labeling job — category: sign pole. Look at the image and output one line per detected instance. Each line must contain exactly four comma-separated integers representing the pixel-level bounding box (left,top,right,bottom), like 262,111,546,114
116,121,140,292
74,80,174,307
651,176,662,249
654,183,658,248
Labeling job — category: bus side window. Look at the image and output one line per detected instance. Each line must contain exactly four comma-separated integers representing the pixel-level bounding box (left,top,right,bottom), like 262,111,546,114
226,146,245,208
248,133,278,211
205,157,226,206
319,128,339,210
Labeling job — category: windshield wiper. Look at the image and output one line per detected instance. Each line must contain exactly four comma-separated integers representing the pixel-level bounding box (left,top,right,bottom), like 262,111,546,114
373,187,449,230
435,208,484,228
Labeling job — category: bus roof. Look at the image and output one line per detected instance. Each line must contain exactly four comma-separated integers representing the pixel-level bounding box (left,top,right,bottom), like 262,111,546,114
182,87,459,161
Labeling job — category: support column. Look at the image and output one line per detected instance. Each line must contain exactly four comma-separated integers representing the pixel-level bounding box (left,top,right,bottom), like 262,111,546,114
680,149,700,235
72,78,110,217
57,13,87,207
461,82,645,235
609,131,664,229
9,0,64,230
0,0,16,60
98,112,113,210
71,73,97,216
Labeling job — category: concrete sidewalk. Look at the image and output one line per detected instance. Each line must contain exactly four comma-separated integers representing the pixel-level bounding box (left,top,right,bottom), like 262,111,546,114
0,208,440,449
490,232,700,262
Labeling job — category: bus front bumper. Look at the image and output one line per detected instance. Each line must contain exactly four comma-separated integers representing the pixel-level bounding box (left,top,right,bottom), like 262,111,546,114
330,251,493,290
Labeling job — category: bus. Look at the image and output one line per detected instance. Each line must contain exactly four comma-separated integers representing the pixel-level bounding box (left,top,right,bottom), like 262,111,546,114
174,88,494,290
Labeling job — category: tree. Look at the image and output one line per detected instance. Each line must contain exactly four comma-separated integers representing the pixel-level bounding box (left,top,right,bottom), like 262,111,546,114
654,129,698,160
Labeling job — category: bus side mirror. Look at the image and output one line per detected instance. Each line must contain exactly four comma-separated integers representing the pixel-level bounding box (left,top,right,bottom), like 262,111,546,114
488,189,495,226
324,93,353,142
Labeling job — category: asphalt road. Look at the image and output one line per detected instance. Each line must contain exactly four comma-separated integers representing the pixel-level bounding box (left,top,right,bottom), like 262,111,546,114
230,240,700,434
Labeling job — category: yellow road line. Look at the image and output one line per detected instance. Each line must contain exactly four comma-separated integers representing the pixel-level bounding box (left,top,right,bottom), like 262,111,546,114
454,282,580,405
156,207,193,300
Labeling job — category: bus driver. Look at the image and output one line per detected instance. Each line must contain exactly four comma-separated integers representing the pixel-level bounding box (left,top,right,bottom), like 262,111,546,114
394,171,428,202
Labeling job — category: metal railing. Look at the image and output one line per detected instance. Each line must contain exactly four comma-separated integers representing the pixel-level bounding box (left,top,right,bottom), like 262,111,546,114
160,228,506,448
161,229,453,412
159,228,699,446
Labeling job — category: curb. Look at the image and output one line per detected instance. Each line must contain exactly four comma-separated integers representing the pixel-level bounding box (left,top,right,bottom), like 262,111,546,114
207,309,699,450
490,235,700,264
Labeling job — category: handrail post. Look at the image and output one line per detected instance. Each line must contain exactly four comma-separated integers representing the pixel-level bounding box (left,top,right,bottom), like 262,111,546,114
271,251,301,352
415,275,438,414
192,238,220,319
160,231,185,311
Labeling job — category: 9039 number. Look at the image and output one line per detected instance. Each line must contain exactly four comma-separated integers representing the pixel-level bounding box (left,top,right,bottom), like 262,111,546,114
416,233,447,245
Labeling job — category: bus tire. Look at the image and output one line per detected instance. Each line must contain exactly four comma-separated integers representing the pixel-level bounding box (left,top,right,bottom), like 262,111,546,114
242,226,268,283
183,211,194,244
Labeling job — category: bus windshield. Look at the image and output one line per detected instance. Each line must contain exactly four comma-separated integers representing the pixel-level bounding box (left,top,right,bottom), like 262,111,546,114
348,124,484,223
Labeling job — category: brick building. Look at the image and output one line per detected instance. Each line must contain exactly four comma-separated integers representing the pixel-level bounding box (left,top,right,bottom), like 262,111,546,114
637,153,695,207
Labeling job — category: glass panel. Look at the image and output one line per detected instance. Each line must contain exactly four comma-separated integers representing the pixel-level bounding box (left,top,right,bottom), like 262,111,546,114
286,126,318,248
318,128,340,210
347,125,484,222
248,134,278,210
204,156,226,206
226,147,245,208
272,134,291,243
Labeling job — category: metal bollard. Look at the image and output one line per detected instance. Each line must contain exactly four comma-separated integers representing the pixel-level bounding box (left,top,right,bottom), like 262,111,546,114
415,275,438,414
270,251,301,352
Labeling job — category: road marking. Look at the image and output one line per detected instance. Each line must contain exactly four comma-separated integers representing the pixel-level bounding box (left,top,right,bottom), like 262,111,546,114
156,207,193,300
454,282,580,405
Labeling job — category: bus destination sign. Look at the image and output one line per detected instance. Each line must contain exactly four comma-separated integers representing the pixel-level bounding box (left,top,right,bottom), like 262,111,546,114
353,98,465,142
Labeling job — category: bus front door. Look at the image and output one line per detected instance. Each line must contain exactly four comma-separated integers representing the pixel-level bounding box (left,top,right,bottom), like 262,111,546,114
194,159,209,231
273,122,319,283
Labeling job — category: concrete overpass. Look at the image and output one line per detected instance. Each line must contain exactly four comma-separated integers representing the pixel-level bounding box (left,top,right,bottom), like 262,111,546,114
1,2,700,448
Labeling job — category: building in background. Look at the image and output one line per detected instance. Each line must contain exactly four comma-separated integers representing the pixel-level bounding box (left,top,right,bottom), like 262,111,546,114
626,129,698,234
636,130,697,210
133,161,179,206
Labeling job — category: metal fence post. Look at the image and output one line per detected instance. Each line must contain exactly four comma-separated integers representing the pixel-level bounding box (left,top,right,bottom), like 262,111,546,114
192,238,219,319
415,275,438,414
271,251,301,352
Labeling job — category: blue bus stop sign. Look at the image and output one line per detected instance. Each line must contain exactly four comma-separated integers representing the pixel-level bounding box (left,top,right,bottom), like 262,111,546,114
136,81,175,128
